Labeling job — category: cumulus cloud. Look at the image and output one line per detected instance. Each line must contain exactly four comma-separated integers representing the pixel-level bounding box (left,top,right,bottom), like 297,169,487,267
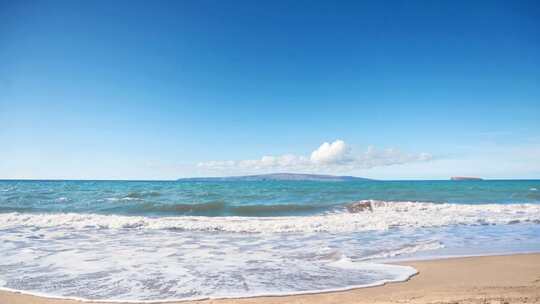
310,140,352,164
197,140,432,173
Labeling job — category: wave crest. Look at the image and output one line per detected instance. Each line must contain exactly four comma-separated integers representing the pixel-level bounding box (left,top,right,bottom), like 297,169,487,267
1,201,539,233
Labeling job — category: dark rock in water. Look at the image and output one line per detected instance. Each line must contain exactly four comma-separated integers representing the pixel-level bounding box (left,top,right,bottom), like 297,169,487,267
346,200,373,213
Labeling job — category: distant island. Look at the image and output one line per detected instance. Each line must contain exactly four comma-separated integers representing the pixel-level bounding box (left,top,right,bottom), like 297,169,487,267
178,173,373,182
451,176,483,181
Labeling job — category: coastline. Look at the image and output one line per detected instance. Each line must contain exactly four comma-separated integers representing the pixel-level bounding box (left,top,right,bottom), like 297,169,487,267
1,253,539,304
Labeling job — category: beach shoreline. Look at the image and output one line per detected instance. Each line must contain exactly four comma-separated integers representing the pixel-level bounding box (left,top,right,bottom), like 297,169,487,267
1,253,539,304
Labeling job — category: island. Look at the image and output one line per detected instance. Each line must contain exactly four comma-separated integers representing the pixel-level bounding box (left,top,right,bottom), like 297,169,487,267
178,173,373,182
451,176,484,181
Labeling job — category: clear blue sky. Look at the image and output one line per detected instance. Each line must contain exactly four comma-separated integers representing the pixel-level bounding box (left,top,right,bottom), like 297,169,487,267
1,0,539,180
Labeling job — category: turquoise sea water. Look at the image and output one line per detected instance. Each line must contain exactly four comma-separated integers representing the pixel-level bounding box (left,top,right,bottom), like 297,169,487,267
1,180,540,301
2,180,539,216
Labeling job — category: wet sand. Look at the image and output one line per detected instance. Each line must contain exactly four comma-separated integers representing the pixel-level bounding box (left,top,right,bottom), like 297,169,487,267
1,253,539,304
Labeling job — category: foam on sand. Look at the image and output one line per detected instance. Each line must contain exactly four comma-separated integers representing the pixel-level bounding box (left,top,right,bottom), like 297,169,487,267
0,225,422,302
1,201,539,301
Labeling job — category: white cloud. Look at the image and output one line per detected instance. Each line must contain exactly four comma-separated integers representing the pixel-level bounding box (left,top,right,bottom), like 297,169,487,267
310,140,352,164
197,139,432,173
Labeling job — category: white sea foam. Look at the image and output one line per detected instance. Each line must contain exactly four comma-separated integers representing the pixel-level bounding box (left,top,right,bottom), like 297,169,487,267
0,260,418,303
0,223,423,302
328,255,417,280
358,241,445,261
1,201,540,301
1,201,539,233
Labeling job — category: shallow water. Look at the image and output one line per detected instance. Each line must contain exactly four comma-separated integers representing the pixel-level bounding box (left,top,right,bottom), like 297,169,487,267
0,180,539,301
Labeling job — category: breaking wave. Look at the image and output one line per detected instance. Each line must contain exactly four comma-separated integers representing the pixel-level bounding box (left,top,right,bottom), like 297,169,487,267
2,200,539,233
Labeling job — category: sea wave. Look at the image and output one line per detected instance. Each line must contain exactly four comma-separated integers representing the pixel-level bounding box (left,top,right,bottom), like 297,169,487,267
1,200,539,233
103,201,324,216
358,240,445,260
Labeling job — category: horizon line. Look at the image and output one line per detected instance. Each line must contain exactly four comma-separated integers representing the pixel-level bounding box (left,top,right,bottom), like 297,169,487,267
1,178,539,182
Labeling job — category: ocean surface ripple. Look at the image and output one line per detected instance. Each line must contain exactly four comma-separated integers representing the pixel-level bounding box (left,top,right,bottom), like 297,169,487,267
1,180,540,301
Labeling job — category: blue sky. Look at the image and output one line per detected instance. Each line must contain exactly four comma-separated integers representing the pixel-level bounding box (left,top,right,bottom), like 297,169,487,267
1,0,539,180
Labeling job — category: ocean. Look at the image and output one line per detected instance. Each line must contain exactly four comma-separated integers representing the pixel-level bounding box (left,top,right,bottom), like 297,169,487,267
1,179,540,301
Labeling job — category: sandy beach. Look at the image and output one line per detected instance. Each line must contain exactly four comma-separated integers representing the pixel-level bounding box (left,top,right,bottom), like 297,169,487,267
1,253,539,304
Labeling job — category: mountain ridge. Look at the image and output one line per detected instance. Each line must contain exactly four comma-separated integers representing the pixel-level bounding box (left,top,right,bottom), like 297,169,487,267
178,173,373,182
